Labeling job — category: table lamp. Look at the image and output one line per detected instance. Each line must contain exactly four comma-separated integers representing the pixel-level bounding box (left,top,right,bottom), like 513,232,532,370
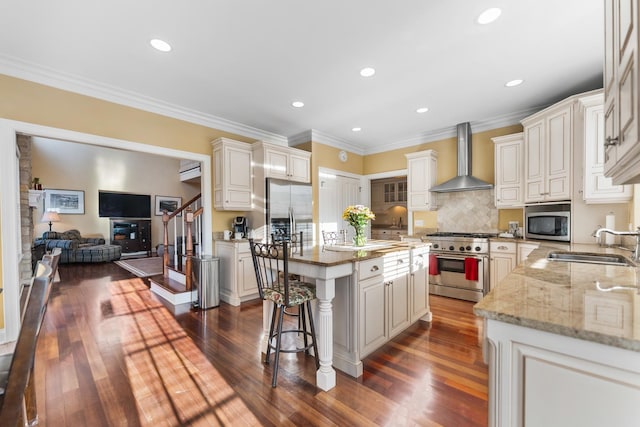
41,210,61,232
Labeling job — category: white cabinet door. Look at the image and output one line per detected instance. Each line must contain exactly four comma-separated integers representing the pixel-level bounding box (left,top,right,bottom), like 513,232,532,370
546,106,572,200
582,93,632,203
493,133,524,207
387,252,410,338
524,105,572,203
405,150,438,211
264,146,311,183
238,252,258,297
603,0,640,185
490,255,515,290
289,152,311,182
359,276,387,357
411,267,429,322
265,148,289,180
490,241,516,290
212,138,253,211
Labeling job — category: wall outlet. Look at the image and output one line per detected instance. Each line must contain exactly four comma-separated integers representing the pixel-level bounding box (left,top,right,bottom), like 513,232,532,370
415,219,424,227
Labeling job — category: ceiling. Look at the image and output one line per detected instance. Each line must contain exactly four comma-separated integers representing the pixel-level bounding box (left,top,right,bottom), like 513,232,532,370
0,1,604,154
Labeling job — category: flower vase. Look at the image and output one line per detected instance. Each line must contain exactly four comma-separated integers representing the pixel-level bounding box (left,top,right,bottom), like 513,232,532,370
353,225,367,247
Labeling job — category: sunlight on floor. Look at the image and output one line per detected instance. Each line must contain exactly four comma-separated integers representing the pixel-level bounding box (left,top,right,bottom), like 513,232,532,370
109,280,260,426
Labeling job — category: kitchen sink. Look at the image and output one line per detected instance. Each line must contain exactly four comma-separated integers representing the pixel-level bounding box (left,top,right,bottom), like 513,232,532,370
546,251,636,267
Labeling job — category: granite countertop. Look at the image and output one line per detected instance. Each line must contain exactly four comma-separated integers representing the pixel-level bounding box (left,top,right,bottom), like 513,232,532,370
289,240,430,267
474,243,640,352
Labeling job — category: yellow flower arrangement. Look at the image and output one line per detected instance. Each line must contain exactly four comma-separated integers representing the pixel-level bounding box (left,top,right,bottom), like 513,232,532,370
342,205,375,247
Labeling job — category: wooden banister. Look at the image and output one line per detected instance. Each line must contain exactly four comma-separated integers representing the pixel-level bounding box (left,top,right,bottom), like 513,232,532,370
160,194,202,290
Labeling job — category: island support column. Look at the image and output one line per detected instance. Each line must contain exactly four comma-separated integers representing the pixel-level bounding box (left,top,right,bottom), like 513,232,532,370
314,277,336,391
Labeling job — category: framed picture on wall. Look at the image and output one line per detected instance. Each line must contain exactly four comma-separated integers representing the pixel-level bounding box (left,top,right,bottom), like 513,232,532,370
44,189,85,214
155,195,182,216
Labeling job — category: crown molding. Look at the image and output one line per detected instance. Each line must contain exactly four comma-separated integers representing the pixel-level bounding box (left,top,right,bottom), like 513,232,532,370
362,105,545,154
0,54,288,145
289,129,365,155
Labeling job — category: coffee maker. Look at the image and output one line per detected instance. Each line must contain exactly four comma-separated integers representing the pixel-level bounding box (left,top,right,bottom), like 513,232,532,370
233,216,247,237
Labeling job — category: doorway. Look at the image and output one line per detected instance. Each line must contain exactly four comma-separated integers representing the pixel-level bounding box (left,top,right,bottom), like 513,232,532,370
318,168,362,243
0,119,212,343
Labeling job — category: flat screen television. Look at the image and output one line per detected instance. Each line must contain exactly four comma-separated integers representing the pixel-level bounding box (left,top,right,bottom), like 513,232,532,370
98,191,151,218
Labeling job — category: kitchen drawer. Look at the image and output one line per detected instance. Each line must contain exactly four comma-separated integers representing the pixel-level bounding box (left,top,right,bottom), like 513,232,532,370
490,241,516,254
359,258,384,281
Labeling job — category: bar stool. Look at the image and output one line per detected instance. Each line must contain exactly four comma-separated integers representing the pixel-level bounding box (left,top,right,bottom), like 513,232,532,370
248,239,319,387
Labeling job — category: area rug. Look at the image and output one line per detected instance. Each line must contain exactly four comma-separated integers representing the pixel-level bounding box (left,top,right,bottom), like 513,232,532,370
114,257,163,278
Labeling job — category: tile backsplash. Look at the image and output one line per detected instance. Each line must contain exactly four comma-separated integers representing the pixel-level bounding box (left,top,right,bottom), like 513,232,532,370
435,189,498,232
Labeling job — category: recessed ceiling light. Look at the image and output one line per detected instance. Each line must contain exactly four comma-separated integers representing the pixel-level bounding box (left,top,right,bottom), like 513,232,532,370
505,79,524,87
291,101,305,108
150,39,172,52
360,67,376,77
416,107,429,114
477,8,502,25
352,127,362,132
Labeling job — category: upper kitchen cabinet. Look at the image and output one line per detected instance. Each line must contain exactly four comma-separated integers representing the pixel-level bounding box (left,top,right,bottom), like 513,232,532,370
603,0,640,184
492,132,524,207
405,150,438,211
254,141,311,183
212,137,253,211
580,92,632,203
522,102,572,203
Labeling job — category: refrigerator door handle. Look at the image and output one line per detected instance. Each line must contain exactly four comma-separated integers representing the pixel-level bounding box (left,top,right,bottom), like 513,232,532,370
290,207,295,236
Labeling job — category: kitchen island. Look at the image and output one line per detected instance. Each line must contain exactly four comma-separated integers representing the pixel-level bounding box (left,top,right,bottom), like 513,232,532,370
474,243,640,427
262,240,431,391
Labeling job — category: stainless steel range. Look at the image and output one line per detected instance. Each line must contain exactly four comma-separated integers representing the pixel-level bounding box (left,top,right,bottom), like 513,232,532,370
425,232,493,302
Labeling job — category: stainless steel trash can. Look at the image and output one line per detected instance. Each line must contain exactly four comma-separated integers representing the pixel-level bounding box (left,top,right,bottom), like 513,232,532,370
191,256,220,309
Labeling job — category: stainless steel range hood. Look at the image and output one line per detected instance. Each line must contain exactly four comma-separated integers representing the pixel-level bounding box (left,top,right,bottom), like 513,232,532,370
429,122,493,193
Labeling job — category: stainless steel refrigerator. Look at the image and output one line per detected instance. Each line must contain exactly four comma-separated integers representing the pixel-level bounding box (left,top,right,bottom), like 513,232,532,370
266,178,313,247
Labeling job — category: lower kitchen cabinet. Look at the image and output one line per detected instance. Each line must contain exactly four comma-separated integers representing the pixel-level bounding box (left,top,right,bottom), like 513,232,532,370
489,241,516,290
359,272,387,357
410,246,430,322
386,251,411,338
358,250,411,358
215,240,259,306
490,240,539,290
485,319,640,427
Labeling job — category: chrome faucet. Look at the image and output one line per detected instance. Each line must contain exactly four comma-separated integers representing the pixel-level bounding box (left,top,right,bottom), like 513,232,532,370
594,226,640,261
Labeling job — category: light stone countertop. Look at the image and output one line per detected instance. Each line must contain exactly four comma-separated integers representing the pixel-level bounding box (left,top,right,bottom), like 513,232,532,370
474,243,640,352
288,239,430,267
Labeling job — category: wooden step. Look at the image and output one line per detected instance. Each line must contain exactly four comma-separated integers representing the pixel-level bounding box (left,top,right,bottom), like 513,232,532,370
149,272,195,306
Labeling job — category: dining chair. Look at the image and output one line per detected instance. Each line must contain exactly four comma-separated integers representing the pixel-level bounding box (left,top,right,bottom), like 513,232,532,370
248,239,319,387
321,230,346,247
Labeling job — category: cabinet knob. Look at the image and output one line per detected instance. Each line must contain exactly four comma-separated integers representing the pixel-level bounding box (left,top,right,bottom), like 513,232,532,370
604,136,619,147
371,265,379,272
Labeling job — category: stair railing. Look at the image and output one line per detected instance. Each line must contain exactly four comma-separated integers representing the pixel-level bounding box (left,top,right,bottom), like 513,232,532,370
161,193,203,290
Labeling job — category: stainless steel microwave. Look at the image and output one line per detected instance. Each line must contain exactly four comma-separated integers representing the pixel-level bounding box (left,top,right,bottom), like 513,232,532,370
525,204,571,242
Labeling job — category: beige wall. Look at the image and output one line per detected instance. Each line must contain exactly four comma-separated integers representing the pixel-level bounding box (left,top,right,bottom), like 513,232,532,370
0,73,258,328
32,138,201,247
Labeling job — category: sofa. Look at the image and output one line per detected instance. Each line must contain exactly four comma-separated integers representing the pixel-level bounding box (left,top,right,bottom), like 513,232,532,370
34,229,122,264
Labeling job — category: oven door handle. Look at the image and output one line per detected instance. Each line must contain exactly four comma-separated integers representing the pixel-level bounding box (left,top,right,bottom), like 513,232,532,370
433,253,484,261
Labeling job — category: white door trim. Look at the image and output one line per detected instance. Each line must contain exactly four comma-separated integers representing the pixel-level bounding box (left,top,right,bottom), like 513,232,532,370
0,118,213,342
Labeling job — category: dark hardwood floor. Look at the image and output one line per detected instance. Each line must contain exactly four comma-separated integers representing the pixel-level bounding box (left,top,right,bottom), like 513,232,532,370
33,262,488,426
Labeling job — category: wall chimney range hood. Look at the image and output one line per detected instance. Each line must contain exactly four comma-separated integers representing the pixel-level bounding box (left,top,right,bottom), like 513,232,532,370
429,122,493,193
